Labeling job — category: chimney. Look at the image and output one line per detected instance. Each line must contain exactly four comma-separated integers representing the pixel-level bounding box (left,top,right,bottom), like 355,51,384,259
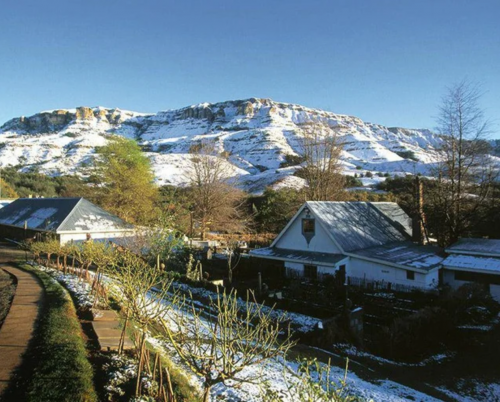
413,176,427,245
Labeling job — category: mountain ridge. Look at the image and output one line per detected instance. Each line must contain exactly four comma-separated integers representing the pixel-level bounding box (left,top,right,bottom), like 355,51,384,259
0,98,452,193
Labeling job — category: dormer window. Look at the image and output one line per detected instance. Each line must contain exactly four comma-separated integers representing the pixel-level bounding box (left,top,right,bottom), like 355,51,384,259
302,218,315,235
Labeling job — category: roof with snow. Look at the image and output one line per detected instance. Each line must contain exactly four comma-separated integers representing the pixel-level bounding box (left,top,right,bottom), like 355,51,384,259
0,200,14,209
0,197,133,232
443,254,500,274
352,241,445,273
446,238,500,258
250,247,347,267
302,201,412,252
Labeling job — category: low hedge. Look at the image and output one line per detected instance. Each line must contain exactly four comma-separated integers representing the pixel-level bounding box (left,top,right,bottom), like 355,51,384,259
3,264,97,401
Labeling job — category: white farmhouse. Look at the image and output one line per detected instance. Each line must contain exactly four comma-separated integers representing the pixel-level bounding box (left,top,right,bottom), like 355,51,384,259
442,238,500,301
250,201,444,290
0,197,134,244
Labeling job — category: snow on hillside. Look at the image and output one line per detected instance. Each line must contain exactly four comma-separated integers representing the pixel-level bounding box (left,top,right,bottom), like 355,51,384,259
0,99,462,193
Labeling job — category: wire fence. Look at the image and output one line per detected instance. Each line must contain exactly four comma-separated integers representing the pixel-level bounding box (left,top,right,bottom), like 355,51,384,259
347,276,438,294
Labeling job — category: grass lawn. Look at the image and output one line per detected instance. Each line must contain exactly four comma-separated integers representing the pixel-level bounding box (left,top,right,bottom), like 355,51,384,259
0,268,16,330
2,264,97,402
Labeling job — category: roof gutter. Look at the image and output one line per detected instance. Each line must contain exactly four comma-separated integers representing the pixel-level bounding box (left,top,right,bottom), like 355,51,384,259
442,265,500,276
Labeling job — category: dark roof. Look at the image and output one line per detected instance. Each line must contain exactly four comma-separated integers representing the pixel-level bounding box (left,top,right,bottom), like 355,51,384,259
446,238,500,257
306,202,412,252
351,241,445,272
250,247,346,266
0,197,132,232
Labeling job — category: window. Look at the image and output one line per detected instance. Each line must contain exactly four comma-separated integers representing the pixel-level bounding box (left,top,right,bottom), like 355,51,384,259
454,270,500,285
302,218,315,234
406,270,415,280
304,265,318,279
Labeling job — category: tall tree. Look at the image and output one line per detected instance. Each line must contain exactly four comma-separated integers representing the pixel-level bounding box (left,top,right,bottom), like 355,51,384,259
429,80,498,246
254,188,303,233
299,125,346,201
92,136,159,224
187,141,245,240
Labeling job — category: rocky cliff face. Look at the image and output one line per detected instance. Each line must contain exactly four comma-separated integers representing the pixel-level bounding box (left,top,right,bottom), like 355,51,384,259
0,98,455,192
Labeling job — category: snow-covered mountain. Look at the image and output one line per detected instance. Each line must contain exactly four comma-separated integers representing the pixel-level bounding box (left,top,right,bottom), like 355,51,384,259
0,98,447,193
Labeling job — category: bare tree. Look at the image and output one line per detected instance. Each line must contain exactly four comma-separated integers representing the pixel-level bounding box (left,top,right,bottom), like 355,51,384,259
103,249,174,396
187,141,246,240
299,124,346,201
224,236,242,286
429,80,498,246
159,289,295,402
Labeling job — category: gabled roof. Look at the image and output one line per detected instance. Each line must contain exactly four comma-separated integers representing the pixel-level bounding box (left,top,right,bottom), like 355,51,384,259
0,197,132,232
274,201,411,253
446,238,500,258
350,241,444,273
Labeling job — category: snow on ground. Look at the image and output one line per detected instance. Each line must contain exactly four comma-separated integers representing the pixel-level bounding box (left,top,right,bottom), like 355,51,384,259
435,379,500,402
36,265,95,307
148,335,444,402
173,282,322,333
32,263,452,401
334,344,455,367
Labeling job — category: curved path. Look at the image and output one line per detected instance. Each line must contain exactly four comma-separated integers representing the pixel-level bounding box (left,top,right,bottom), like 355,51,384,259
0,264,44,396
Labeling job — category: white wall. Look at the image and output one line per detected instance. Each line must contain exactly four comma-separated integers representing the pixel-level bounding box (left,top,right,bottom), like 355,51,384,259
59,231,134,245
442,269,500,302
276,209,341,253
348,257,434,289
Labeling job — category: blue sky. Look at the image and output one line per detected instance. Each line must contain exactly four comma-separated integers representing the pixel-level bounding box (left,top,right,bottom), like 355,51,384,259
1,0,499,137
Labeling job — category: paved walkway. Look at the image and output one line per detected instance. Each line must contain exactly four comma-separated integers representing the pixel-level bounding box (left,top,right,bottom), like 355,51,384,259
0,265,44,395
92,309,134,351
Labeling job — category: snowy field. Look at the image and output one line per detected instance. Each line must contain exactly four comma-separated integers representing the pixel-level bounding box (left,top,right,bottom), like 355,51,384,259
36,264,498,402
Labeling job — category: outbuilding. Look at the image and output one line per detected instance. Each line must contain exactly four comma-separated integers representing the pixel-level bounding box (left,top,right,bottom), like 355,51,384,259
0,197,134,244
442,238,500,301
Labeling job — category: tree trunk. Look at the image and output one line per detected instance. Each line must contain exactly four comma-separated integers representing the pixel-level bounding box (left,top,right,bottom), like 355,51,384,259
118,309,130,355
228,263,232,286
164,365,175,402
202,385,211,402
135,332,147,397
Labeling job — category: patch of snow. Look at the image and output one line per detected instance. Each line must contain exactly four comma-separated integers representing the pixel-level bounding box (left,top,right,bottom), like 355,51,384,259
436,379,500,402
